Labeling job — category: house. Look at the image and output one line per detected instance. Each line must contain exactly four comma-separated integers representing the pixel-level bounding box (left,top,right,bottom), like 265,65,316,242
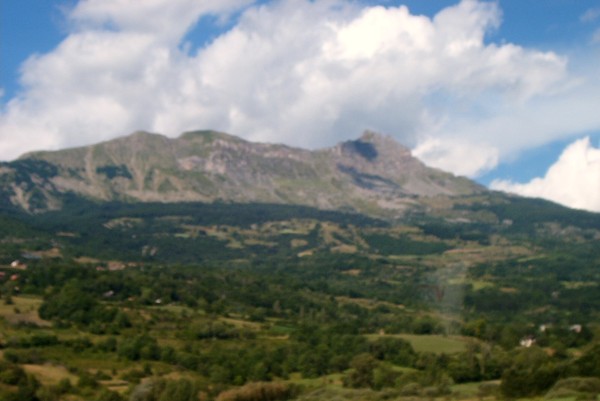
569,324,582,333
520,336,536,347
10,260,27,269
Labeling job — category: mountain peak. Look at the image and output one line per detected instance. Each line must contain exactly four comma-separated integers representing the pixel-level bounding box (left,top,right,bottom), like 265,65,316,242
2,129,484,216
336,131,411,162
179,130,245,143
360,131,411,153
359,130,389,143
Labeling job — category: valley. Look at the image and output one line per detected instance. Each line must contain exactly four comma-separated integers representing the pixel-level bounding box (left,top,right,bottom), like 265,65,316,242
0,196,599,401
0,132,599,401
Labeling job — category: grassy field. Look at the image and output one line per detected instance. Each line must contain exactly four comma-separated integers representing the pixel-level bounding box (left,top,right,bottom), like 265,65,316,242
451,380,501,397
0,294,49,327
22,363,78,386
287,372,345,388
451,381,482,397
397,334,472,353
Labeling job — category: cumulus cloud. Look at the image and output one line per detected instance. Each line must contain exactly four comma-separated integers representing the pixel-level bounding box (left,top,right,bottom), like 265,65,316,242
0,0,592,180
491,137,600,212
413,137,498,177
68,0,250,42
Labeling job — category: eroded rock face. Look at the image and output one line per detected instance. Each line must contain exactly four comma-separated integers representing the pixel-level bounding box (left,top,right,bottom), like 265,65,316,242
0,129,484,217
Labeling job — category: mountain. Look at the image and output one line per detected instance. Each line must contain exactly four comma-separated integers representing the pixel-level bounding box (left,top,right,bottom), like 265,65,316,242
1,131,600,401
0,130,483,217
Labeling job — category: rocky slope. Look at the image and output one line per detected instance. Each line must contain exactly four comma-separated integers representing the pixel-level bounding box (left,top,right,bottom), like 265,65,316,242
0,130,483,217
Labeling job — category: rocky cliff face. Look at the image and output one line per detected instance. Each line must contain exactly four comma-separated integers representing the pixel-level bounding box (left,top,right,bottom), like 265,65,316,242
0,130,484,217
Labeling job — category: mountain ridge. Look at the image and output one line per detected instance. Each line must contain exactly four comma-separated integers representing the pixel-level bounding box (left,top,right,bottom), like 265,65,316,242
2,129,484,216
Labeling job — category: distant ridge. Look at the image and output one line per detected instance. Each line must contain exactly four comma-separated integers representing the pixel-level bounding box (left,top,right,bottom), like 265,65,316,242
0,129,483,217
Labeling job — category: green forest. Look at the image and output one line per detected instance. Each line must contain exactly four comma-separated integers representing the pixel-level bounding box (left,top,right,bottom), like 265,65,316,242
0,198,599,401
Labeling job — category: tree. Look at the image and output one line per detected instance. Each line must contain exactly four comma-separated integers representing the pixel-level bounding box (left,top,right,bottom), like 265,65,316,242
575,343,600,377
38,281,99,325
368,337,416,367
344,353,378,388
500,346,558,398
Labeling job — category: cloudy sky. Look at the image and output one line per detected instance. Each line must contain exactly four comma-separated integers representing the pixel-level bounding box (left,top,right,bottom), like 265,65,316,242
1,0,599,211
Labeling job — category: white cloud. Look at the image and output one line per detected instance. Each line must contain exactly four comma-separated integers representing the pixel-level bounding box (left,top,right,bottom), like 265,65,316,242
581,8,600,44
68,0,250,44
491,137,600,212
0,0,591,175
581,7,600,23
413,137,498,177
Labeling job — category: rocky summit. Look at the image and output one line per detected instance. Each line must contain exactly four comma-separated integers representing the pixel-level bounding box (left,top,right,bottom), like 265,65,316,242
0,130,483,217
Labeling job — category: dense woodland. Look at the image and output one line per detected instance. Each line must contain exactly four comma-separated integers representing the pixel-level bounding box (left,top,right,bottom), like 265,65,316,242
0,197,599,401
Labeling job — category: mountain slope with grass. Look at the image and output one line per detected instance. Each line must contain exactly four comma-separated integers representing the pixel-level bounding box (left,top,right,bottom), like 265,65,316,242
0,130,482,217
0,130,599,401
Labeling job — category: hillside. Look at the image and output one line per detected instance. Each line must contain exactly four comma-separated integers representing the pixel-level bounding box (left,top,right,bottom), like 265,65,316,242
0,130,482,217
0,131,599,401
0,195,599,401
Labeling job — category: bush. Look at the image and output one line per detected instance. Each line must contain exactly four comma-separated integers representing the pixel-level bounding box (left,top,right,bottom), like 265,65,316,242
500,346,559,398
343,353,378,388
576,344,600,377
545,377,600,399
398,382,421,396
64,336,93,352
77,372,98,389
0,360,27,385
129,378,200,401
216,382,295,401
97,388,125,401
7,333,59,348
157,379,200,401
38,281,99,325
120,368,148,384
116,335,160,361
368,337,416,367
2,349,46,364
478,382,500,398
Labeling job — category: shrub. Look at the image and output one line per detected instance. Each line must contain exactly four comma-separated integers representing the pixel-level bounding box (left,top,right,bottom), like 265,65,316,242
368,337,416,366
0,360,27,385
343,353,378,388
2,349,46,364
129,378,199,401
77,372,98,389
478,382,500,398
399,382,421,396
216,382,295,401
545,377,600,399
97,388,125,401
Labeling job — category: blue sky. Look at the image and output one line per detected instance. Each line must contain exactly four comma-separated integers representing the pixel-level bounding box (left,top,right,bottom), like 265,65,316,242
1,0,599,211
